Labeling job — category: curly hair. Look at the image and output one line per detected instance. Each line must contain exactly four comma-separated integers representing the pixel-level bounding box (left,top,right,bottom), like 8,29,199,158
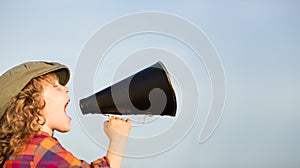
0,73,57,165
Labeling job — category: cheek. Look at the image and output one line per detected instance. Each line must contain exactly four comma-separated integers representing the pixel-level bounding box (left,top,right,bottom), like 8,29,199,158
43,88,57,111
42,87,51,102
42,86,65,110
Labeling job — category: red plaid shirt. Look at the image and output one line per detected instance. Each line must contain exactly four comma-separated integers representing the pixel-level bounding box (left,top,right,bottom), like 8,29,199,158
3,132,110,168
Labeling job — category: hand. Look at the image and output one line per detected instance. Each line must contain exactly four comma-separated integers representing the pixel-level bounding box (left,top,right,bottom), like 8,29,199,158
104,116,131,142
104,116,131,168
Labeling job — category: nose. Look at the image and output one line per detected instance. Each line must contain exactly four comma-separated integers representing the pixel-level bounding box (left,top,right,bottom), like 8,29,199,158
64,86,69,93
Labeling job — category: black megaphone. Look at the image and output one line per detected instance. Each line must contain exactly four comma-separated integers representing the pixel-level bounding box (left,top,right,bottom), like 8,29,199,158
79,61,177,116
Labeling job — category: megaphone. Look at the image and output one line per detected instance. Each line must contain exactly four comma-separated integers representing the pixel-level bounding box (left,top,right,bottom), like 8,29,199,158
79,61,177,117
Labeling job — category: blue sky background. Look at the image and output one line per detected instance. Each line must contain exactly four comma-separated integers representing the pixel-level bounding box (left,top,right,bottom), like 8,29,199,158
1,0,300,167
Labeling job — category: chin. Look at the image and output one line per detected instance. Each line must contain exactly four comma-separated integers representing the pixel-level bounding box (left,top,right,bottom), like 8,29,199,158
57,129,70,133
56,126,71,133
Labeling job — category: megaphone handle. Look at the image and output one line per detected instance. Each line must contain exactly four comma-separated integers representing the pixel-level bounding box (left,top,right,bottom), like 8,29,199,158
131,115,147,127
103,114,147,127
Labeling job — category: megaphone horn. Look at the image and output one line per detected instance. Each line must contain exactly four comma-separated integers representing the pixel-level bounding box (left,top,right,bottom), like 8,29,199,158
79,61,177,116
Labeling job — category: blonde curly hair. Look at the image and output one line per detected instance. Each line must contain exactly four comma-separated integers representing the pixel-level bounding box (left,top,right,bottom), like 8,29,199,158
0,73,57,165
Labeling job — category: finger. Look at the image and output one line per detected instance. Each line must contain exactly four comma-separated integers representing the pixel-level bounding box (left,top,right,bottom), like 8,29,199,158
109,116,115,122
119,118,128,124
125,118,131,123
104,120,109,127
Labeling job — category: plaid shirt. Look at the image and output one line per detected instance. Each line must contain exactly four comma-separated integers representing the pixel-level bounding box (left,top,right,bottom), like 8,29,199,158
3,132,110,168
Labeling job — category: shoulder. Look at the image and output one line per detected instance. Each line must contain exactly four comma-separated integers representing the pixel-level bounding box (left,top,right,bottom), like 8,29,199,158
33,133,84,167
33,133,71,159
34,133,65,153
24,132,66,155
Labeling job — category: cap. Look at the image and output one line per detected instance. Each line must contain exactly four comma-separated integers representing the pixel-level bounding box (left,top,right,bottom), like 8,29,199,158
0,61,70,118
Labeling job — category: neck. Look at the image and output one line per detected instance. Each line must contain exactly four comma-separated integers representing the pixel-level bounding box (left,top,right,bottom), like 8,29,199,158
41,126,54,136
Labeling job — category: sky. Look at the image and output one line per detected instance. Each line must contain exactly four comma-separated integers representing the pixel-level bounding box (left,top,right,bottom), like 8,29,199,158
1,0,300,167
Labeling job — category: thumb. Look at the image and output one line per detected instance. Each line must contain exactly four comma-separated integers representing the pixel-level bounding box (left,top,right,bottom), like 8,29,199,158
104,120,110,132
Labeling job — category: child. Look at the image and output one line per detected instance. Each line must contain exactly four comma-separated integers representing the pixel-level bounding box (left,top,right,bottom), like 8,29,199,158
0,61,131,168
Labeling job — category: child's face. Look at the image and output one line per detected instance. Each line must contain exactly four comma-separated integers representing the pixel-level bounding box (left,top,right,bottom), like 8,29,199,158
41,77,71,134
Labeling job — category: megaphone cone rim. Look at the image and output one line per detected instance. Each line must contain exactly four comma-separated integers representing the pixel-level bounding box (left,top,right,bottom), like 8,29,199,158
155,61,177,116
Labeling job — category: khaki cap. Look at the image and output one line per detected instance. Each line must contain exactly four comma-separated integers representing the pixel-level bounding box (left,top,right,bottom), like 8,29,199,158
0,61,70,118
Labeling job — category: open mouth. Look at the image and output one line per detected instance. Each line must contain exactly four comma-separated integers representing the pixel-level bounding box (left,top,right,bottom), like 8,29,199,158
64,99,70,112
